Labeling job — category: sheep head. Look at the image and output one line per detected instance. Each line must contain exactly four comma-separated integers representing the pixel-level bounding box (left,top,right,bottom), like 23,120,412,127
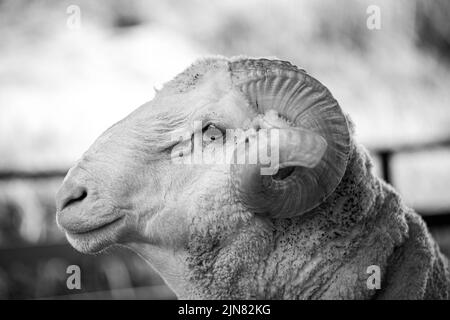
55,57,351,296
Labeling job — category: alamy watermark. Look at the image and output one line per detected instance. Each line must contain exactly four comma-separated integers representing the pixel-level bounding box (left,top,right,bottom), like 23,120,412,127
66,264,81,290
66,5,82,30
366,5,381,30
170,121,280,175
366,265,381,290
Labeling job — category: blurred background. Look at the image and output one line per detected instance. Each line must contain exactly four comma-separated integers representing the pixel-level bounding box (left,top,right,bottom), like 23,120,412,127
0,0,449,299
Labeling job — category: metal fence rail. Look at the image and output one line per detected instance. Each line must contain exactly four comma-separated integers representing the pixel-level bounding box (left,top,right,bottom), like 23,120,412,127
0,169,68,180
374,137,450,187
369,138,450,227
1,139,449,225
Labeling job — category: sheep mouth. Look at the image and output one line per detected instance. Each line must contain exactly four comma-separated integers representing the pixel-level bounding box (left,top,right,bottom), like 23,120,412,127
63,215,127,254
64,216,125,236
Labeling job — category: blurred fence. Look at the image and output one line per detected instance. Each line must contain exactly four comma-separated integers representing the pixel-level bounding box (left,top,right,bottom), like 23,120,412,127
0,243,175,299
372,138,450,226
0,139,450,299
0,172,176,299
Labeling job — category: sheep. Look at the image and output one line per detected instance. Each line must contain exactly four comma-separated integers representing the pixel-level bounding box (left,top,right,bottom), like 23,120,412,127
55,56,450,299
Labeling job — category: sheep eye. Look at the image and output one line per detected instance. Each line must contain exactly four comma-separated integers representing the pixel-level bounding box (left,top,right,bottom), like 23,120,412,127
167,124,225,156
202,124,225,144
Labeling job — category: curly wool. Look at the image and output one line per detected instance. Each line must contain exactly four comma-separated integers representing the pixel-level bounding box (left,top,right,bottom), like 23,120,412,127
184,136,450,299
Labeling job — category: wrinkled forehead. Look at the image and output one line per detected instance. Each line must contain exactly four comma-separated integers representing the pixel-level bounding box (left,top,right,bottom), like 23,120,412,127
129,57,253,130
161,57,231,96
92,58,253,154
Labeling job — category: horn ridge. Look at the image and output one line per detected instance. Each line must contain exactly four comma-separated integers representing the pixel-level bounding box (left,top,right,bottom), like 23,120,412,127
229,58,351,218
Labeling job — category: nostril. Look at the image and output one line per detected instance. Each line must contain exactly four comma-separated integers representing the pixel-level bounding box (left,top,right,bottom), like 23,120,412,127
60,187,88,211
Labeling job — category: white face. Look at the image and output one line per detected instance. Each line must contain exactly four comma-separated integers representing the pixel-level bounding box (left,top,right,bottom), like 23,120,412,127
55,66,254,254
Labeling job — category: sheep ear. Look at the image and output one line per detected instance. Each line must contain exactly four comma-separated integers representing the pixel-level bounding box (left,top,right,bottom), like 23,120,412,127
277,128,327,169
255,111,327,174
259,128,327,176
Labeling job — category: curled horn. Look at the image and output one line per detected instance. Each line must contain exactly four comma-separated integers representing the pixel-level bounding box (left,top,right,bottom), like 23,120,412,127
229,58,351,218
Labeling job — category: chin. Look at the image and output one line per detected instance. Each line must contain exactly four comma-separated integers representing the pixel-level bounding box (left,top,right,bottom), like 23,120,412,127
63,216,127,254
66,232,116,253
